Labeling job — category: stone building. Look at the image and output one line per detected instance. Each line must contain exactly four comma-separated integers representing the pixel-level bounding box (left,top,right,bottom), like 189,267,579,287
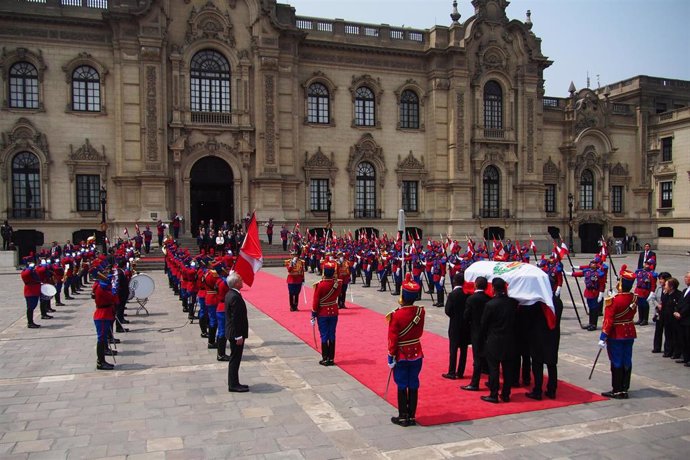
0,0,688,257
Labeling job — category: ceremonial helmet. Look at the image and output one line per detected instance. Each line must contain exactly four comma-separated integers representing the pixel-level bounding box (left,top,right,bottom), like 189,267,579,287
323,260,336,278
401,273,421,303
618,264,636,292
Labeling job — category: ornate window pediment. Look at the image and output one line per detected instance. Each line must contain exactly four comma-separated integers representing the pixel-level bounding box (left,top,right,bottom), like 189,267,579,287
0,118,50,182
542,156,560,182
65,139,109,183
184,2,235,48
395,151,427,186
303,147,337,184
347,134,386,187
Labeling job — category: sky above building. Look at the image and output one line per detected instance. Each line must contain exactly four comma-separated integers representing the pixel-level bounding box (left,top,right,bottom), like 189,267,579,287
283,0,690,97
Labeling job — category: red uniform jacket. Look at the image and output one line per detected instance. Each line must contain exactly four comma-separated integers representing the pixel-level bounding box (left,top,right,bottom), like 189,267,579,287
286,259,305,284
312,278,341,317
216,277,230,313
21,268,42,297
93,282,116,320
387,304,425,361
602,292,637,340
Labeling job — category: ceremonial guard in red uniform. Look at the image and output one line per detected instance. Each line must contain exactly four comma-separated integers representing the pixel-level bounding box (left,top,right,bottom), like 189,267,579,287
633,258,657,326
336,253,351,309
311,261,342,366
21,263,42,328
568,257,607,331
285,252,305,311
93,271,117,370
386,273,424,426
599,265,638,399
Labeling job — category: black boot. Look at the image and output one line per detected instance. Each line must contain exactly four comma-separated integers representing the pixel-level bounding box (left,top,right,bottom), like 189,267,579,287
328,339,336,365
391,389,409,426
208,326,217,349
407,388,418,426
586,310,598,331
96,342,114,370
620,366,632,398
435,290,445,307
27,309,40,328
319,342,329,366
199,315,208,338
182,296,188,313
217,336,230,361
602,366,622,397
392,282,401,296
40,300,53,319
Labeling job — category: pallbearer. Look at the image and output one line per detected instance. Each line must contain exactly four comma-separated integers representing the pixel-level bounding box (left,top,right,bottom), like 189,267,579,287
285,250,305,311
386,273,424,427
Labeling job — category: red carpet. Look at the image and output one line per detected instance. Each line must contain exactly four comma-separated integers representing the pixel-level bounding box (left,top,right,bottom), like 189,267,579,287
243,271,606,426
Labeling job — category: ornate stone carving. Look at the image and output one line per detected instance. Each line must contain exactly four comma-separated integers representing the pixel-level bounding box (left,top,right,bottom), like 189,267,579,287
304,147,338,184
574,89,603,135
347,134,387,187
69,139,102,161
457,91,464,171
433,78,450,90
305,147,333,168
184,2,235,47
527,98,534,173
264,75,275,164
145,66,158,162
396,151,427,187
0,47,47,82
0,118,50,182
610,162,628,176
65,139,108,182
543,156,560,179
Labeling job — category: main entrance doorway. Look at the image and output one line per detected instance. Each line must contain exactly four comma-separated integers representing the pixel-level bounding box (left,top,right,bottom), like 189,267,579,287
579,222,603,253
190,156,234,236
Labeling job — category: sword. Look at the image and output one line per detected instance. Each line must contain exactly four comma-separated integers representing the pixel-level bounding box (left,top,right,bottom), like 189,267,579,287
384,367,393,399
312,320,319,351
588,347,603,380
302,283,307,305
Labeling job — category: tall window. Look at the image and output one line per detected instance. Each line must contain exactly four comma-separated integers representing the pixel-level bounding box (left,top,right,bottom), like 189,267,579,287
72,65,101,112
307,83,330,124
190,50,231,112
9,62,39,109
400,90,419,129
482,166,500,218
660,181,673,208
611,185,623,213
12,152,41,218
355,162,376,217
77,175,101,212
579,169,594,210
402,180,418,212
355,86,375,126
661,137,673,162
545,184,556,213
310,179,329,211
483,80,503,129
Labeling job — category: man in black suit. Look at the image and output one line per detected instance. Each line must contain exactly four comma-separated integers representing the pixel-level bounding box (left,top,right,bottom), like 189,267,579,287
673,272,690,366
478,277,518,403
443,273,470,379
225,271,249,392
637,243,656,270
461,276,491,391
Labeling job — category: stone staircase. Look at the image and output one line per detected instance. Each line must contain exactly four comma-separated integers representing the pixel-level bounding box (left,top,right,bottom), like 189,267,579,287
134,237,289,271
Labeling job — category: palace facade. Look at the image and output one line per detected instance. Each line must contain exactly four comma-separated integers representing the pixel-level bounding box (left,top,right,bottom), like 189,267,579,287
1,0,689,256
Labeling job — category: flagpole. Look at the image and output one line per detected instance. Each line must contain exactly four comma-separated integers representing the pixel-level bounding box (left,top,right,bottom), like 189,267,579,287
557,234,588,315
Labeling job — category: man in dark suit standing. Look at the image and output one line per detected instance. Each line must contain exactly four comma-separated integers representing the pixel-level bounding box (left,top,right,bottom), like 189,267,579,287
637,243,656,270
225,271,249,392
461,276,491,391
479,277,518,403
673,271,690,366
443,273,470,379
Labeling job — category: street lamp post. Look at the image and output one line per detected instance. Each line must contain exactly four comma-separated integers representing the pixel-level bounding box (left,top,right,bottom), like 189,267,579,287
568,192,574,254
326,189,332,239
100,186,107,253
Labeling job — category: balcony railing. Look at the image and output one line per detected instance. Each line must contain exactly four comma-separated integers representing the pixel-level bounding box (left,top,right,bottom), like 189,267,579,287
483,128,505,139
10,208,45,219
295,16,426,44
354,208,382,218
543,97,561,108
479,208,510,219
190,111,231,125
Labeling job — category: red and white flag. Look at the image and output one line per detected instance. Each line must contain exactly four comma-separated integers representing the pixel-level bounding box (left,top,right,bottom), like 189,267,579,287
123,227,129,238
234,212,263,287
529,239,537,252
135,223,140,234
554,241,569,260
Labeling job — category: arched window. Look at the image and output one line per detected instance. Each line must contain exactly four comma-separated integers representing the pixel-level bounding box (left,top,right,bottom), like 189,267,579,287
400,89,419,129
580,169,594,210
482,165,500,218
72,65,101,112
355,162,376,217
307,82,329,124
355,86,375,126
12,152,41,218
190,50,231,113
9,62,39,109
483,80,503,130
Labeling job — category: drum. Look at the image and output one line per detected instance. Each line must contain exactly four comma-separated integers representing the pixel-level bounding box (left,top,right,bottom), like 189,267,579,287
40,283,57,299
130,273,155,299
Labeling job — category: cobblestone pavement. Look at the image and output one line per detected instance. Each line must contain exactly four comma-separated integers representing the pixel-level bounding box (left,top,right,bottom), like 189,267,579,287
0,251,688,459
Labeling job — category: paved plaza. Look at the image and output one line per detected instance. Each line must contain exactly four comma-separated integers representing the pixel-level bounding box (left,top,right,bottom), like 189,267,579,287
0,251,688,459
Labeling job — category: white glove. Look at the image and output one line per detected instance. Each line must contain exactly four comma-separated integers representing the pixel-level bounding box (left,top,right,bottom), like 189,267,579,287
564,271,573,277
310,317,316,326
647,293,655,303
597,293,604,303
598,339,607,349
555,286,562,297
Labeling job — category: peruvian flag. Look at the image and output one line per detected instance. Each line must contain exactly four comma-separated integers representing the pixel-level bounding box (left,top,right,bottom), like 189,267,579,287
599,238,608,262
135,223,140,234
554,241,569,260
529,239,537,252
123,227,130,238
234,212,263,287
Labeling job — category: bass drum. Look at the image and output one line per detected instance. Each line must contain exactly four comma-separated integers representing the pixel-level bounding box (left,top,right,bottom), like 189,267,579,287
129,273,155,299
